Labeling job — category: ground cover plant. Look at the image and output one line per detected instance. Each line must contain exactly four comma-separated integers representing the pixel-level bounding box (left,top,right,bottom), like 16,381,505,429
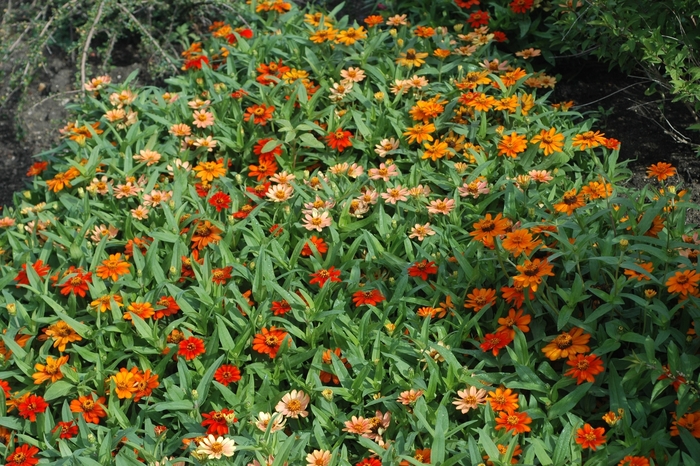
0,0,699,465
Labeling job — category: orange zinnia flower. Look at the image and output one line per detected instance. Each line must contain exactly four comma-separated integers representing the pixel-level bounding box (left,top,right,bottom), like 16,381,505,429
403,123,435,144
464,288,496,312
542,327,591,360
14,259,52,286
96,253,130,281
513,258,554,292
487,387,519,413
32,355,69,384
193,160,226,183
480,331,513,356
123,301,155,321
622,262,653,281
564,353,604,384
494,410,532,435
252,326,288,358
70,394,107,423
301,236,328,256
496,308,531,338
111,368,139,399
671,411,700,438
325,128,354,152
666,269,700,296
190,220,223,250
553,189,586,215
501,229,540,257
571,130,606,150
646,162,676,181
43,321,82,352
497,132,528,158
575,423,606,450
530,127,564,155
244,104,275,125
470,213,510,245
617,456,650,466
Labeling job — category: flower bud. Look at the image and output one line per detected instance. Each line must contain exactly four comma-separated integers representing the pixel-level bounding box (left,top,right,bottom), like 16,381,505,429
23,191,31,199
374,91,385,101
397,38,404,47
619,239,629,249
6,303,16,316
321,389,333,401
389,28,397,36
454,24,464,32
191,389,199,400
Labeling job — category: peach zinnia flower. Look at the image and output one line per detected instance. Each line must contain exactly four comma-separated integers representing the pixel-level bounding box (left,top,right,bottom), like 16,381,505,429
302,209,332,232
306,450,332,466
542,327,591,360
427,198,454,215
275,390,310,418
397,389,424,405
192,110,214,128
381,186,410,205
266,184,294,202
453,386,487,413
255,412,286,432
343,416,372,435
409,223,436,241
196,435,236,460
647,162,676,181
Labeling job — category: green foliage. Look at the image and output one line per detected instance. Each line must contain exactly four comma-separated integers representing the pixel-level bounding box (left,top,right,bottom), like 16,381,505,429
0,0,699,465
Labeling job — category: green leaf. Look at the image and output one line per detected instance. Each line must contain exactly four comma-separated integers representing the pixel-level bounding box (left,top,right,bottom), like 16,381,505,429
299,132,324,149
431,404,448,463
44,381,74,401
548,383,591,419
552,421,575,465
196,354,225,405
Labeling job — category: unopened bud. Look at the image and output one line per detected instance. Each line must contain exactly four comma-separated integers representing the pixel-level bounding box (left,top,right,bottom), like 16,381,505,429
321,389,333,401
191,389,199,400
6,303,16,316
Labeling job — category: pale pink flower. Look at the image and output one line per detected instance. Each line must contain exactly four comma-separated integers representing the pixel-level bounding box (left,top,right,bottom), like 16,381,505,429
114,181,143,199
452,386,487,413
104,108,125,122
329,81,353,102
196,435,235,460
133,149,161,166
187,98,211,109
194,135,217,152
329,163,349,175
0,217,16,228
266,184,294,202
343,416,372,435
408,184,431,198
341,67,366,83
169,123,191,137
84,75,111,92
480,58,509,71
397,389,424,405
130,205,150,220
528,169,553,183
306,450,331,466
458,179,490,198
304,196,335,212
142,190,171,207
302,210,332,232
407,75,429,89
87,176,112,195
162,92,179,104
363,410,391,443
270,171,296,184
427,198,455,215
275,390,310,419
516,48,541,59
386,14,408,26
248,457,276,466
304,173,329,190
381,185,409,205
374,138,400,157
390,79,412,95
167,158,192,175
254,412,286,432
409,223,436,241
192,109,215,128
347,163,364,178
109,89,136,107
89,224,118,243
368,163,399,181
357,188,378,205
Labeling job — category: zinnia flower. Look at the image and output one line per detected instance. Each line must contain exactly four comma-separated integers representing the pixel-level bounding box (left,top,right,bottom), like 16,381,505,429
275,390,310,418
6,444,40,466
542,327,591,361
564,354,605,384
453,386,487,413
306,450,332,466
252,327,288,358
494,410,532,435
178,336,206,360
352,289,386,307
575,423,606,450
647,162,676,181
196,435,236,460
214,364,241,386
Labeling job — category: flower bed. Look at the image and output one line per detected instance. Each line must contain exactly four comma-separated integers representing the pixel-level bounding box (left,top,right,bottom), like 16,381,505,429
0,1,698,465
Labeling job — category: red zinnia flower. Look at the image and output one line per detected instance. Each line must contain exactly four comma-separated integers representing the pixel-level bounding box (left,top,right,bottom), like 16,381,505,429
356,459,382,466
467,10,489,27
178,337,205,360
325,128,354,152
492,31,507,42
154,296,180,320
18,394,48,422
575,423,606,450
301,236,328,256
52,420,78,439
352,289,386,307
309,266,342,287
455,0,479,7
480,331,513,356
184,55,209,70
6,444,40,466
565,354,605,384
407,259,438,280
27,161,49,177
214,364,241,386
509,0,533,13
208,192,232,212
58,268,92,298
195,183,211,198
254,138,283,158
15,260,51,287
252,326,289,358
0,379,10,397
211,266,233,285
246,182,271,198
201,408,236,435
494,410,532,435
271,299,292,316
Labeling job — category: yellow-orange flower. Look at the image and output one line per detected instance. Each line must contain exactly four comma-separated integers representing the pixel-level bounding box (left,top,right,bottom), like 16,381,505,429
335,27,367,46
541,327,591,360
193,160,226,183
496,308,531,338
403,123,435,144
43,321,82,352
666,269,700,296
111,368,139,399
572,130,606,150
396,49,429,67
96,253,131,281
553,189,586,216
513,258,554,292
497,132,528,158
190,220,223,250
32,355,69,384
530,128,564,155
